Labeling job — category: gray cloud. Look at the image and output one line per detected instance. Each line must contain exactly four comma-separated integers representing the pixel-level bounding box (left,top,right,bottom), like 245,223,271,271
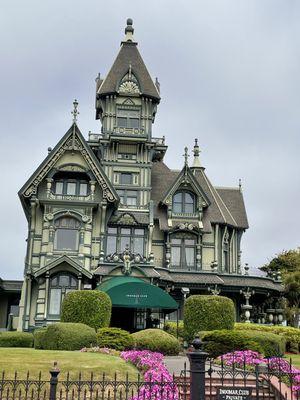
0,0,299,278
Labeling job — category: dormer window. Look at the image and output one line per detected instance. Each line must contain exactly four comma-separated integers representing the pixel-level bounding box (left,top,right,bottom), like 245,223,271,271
173,191,195,213
117,109,140,129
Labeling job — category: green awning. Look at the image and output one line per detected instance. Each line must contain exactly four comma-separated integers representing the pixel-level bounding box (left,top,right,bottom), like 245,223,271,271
97,276,178,310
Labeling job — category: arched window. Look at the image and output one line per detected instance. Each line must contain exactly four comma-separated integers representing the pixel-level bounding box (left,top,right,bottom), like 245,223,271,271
170,233,197,270
48,274,78,316
173,191,195,213
54,216,80,251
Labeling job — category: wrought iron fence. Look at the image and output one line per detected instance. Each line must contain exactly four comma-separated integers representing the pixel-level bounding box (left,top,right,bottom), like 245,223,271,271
0,352,299,400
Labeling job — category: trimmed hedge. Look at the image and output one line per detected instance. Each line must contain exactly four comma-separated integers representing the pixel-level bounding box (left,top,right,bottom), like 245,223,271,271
97,328,134,351
184,295,235,341
164,321,184,339
131,329,181,355
235,323,300,353
202,329,285,358
33,328,47,349
34,323,97,350
61,290,112,330
0,332,33,348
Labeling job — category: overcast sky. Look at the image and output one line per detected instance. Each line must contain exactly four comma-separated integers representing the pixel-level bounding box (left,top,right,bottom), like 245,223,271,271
0,1,299,280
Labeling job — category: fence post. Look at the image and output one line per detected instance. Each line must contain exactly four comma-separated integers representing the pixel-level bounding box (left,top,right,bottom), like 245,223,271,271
187,336,208,400
49,362,60,400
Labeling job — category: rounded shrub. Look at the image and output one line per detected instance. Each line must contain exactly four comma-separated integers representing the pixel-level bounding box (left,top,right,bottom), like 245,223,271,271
131,329,181,355
201,329,285,358
164,321,184,339
184,295,235,341
96,328,134,351
34,322,96,350
61,290,112,330
0,331,33,348
235,323,300,353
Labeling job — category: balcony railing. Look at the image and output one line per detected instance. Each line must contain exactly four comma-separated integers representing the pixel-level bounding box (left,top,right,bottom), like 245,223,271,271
46,192,94,202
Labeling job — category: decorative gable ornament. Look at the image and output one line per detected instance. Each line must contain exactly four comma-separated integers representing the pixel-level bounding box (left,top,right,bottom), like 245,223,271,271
21,124,118,203
119,81,140,94
118,67,140,95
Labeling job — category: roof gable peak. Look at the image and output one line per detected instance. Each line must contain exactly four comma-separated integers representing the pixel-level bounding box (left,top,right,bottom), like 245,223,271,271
19,122,118,204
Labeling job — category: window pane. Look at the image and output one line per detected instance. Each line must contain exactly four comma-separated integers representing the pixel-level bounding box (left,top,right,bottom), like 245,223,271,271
70,277,77,287
55,182,63,195
127,190,137,196
127,196,137,206
171,238,181,245
171,247,181,266
120,236,130,251
185,247,195,267
49,288,61,315
66,182,76,195
51,276,58,287
79,183,88,196
129,118,140,129
173,193,182,202
121,228,131,235
107,227,117,234
185,239,196,245
184,203,194,213
117,117,127,127
55,229,78,251
173,203,182,213
134,229,144,235
134,237,144,255
120,173,132,184
185,193,194,204
107,236,117,254
59,275,70,287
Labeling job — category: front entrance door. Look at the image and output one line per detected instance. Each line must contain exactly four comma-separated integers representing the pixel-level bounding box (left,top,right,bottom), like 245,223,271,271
110,307,135,332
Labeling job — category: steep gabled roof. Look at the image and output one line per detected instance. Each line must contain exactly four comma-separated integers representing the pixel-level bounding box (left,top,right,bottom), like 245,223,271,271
216,187,249,229
19,123,118,213
193,169,238,227
151,161,248,230
98,42,160,100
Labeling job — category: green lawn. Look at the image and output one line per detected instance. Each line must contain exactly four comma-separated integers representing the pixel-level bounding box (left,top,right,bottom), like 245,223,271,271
0,348,138,380
287,354,300,369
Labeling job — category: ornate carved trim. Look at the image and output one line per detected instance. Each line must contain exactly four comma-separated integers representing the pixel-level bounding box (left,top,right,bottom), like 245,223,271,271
23,128,116,202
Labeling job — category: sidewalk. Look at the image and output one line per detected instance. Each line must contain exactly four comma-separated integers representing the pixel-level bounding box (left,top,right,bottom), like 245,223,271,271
164,356,189,376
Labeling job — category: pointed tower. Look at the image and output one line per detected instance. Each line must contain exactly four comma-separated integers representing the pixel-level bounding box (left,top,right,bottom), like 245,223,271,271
91,19,166,215
95,18,160,139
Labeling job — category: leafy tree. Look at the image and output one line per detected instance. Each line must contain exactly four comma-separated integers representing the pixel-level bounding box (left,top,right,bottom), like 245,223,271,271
260,249,300,327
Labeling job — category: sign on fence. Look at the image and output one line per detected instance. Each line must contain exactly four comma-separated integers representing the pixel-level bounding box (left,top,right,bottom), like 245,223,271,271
217,387,252,400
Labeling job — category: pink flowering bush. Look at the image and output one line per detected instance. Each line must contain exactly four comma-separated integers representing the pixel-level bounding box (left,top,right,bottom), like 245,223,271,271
267,357,300,393
217,350,265,368
121,350,178,400
218,350,300,393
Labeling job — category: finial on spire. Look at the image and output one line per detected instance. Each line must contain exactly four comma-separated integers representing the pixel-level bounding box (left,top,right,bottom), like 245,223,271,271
192,138,202,168
125,18,134,42
183,146,189,166
239,178,242,192
71,99,79,123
